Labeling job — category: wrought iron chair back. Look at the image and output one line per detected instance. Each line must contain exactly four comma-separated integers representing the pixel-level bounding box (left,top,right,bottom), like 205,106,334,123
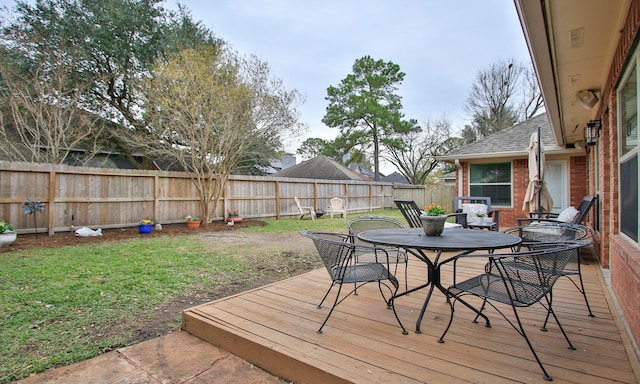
393,199,422,228
299,230,408,335
439,243,582,381
518,195,596,226
347,215,408,290
503,223,595,323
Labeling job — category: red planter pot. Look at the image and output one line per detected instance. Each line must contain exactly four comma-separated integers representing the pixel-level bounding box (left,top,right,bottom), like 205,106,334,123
186,220,201,229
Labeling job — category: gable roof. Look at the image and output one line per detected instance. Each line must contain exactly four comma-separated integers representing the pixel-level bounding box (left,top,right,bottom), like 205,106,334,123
437,113,582,162
381,171,409,184
273,155,373,181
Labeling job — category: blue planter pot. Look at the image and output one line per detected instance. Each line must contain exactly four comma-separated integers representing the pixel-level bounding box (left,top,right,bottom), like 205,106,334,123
138,224,153,234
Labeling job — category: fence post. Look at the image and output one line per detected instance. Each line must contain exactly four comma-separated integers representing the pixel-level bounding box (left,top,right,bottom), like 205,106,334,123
48,171,56,236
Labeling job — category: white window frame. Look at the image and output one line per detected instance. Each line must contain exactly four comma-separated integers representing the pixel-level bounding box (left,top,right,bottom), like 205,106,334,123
617,49,640,245
468,162,512,207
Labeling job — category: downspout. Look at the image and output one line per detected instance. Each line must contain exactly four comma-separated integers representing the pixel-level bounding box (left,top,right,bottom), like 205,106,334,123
455,159,463,196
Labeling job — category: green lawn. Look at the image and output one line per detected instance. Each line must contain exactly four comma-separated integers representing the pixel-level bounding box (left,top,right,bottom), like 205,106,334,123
0,210,405,383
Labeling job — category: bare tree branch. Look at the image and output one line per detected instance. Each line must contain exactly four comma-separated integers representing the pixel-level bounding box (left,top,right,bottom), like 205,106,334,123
138,47,305,223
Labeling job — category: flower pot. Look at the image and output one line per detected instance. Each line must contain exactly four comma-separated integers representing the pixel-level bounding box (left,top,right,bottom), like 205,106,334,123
138,224,153,234
186,220,201,229
420,215,447,236
226,217,243,224
0,233,17,247
475,217,484,225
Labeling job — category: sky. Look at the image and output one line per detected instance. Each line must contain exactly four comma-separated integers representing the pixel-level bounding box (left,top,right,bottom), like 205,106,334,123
0,0,533,173
162,1,532,170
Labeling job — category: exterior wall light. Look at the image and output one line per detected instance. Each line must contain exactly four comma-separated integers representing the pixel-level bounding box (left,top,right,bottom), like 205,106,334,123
585,118,602,146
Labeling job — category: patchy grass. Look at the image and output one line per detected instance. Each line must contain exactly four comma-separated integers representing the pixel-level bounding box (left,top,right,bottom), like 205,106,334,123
244,209,406,233
0,236,248,383
0,209,405,383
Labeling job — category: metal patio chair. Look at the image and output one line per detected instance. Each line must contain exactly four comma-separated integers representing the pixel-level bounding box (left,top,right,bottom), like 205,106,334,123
347,215,409,291
300,230,408,335
394,199,464,230
438,243,582,381
394,199,423,228
503,223,595,325
518,195,597,226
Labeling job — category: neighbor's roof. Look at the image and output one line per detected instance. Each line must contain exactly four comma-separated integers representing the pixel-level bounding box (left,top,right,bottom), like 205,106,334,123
273,155,373,181
381,171,409,184
437,113,581,162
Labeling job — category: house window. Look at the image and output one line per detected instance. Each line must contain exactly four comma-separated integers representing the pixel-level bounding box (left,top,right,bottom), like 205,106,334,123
469,162,511,206
618,56,639,242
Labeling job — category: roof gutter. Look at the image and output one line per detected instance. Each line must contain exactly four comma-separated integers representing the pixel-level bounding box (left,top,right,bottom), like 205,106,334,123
513,0,565,146
437,146,580,162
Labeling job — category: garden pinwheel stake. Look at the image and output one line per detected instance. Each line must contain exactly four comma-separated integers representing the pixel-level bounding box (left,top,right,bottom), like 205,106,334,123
22,199,45,238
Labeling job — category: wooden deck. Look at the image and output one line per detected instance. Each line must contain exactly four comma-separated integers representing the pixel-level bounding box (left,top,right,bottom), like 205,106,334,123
182,251,640,384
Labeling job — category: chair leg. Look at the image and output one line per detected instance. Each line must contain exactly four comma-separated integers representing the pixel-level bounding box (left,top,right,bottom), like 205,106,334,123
438,296,455,343
573,260,594,317
317,281,337,309
541,271,594,330
543,297,576,351
510,304,555,381
317,282,344,334
439,294,491,343
472,297,489,323
376,281,408,335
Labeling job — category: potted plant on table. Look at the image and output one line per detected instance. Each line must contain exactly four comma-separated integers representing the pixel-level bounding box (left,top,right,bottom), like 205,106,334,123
475,212,486,225
0,220,17,247
138,219,154,234
420,203,447,236
226,208,243,224
185,215,202,229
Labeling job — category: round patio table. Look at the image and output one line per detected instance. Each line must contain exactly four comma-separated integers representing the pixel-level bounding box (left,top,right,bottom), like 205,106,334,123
358,227,521,333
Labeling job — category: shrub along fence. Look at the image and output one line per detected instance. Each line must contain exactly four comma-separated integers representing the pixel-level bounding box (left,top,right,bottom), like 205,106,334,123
0,162,454,235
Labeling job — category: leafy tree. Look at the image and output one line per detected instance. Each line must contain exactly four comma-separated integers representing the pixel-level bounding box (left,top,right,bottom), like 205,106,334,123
140,48,305,223
322,55,418,180
385,116,461,184
297,137,332,159
0,0,220,168
465,59,543,139
296,135,372,169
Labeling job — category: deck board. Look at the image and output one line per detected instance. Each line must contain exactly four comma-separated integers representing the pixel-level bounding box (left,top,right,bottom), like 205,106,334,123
183,252,640,384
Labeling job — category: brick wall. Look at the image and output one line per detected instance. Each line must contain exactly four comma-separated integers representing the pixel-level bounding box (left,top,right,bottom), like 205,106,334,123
603,0,640,352
611,237,640,349
459,158,588,229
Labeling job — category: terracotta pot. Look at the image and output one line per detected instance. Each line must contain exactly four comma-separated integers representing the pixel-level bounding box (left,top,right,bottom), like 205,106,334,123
419,215,447,236
226,216,243,224
186,220,201,229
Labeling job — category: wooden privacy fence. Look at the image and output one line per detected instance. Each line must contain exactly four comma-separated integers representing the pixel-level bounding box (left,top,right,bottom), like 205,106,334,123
392,184,456,212
0,162,454,235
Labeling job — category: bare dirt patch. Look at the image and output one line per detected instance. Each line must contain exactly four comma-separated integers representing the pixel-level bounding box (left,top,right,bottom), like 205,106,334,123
1,220,321,347
1,219,269,252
